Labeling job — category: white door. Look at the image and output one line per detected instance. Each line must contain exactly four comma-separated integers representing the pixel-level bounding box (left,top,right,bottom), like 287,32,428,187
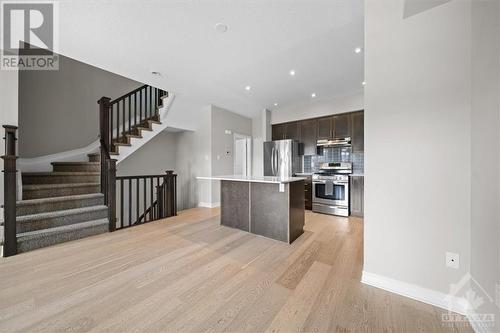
234,134,252,176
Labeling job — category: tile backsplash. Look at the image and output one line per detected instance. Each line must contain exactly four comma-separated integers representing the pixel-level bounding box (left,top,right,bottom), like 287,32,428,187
303,147,364,174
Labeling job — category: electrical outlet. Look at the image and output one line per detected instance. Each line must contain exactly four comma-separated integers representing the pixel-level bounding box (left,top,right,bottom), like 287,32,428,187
446,252,460,269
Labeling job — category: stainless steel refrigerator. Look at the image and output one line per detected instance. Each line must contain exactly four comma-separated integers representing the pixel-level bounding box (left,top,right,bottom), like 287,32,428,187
264,139,302,178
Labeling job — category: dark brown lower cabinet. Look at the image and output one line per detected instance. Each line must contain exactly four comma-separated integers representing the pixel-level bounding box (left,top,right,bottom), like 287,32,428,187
304,176,312,210
350,176,364,217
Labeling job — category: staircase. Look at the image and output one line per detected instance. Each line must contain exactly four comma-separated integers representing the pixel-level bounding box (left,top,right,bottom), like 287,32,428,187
14,153,107,253
1,84,173,255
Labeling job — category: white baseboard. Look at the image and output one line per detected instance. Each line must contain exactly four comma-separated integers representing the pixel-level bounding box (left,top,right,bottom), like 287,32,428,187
198,202,220,208
361,271,469,316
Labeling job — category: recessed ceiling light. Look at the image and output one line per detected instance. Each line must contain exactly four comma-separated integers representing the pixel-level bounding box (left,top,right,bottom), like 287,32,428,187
289,69,296,76
274,103,279,106
355,47,362,54
362,81,366,86
151,71,161,76
214,23,228,33
311,93,316,98
245,85,251,91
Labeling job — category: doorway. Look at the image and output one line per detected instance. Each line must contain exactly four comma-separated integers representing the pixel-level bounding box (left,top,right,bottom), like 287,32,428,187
233,133,252,176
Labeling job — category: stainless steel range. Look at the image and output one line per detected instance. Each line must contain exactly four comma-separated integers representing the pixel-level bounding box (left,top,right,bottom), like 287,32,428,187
312,162,352,217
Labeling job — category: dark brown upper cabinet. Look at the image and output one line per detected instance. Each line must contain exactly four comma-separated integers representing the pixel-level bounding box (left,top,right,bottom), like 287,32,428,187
299,119,317,156
284,122,299,141
333,114,351,138
317,117,333,140
272,122,299,141
272,123,286,141
351,111,364,152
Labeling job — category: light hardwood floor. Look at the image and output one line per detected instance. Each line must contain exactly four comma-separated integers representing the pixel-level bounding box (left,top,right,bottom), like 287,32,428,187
0,208,472,333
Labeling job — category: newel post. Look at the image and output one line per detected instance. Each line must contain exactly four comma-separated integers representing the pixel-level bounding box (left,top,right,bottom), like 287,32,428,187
107,159,117,232
2,125,18,257
165,170,177,217
98,97,111,195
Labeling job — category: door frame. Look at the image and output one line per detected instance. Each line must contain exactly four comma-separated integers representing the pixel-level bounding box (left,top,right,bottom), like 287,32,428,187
233,133,252,176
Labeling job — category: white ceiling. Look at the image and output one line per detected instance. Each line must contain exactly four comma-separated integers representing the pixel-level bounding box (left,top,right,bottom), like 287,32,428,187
57,0,364,120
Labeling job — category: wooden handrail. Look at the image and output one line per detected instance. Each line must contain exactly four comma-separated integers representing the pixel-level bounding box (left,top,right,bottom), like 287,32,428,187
114,171,176,229
110,84,148,105
98,85,170,232
2,125,18,257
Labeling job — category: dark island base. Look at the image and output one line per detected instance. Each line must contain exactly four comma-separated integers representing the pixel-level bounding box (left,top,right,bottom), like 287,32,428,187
220,180,305,243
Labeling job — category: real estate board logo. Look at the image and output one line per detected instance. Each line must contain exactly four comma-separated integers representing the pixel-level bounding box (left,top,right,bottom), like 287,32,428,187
0,0,59,70
442,272,497,330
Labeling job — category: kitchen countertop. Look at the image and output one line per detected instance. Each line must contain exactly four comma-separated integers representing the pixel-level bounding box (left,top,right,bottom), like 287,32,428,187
295,173,314,176
197,175,306,184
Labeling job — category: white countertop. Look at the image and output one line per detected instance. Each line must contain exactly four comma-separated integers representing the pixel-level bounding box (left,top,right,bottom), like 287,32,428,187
197,175,306,184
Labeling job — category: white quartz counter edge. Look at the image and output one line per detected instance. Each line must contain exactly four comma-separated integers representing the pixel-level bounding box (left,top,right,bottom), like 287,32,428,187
197,175,306,184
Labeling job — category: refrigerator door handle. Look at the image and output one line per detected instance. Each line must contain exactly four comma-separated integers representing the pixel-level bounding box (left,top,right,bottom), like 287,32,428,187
274,148,279,176
271,147,275,175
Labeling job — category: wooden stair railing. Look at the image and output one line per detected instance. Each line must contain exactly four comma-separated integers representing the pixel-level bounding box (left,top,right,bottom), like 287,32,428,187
115,172,177,230
2,125,18,256
98,85,171,232
135,171,177,225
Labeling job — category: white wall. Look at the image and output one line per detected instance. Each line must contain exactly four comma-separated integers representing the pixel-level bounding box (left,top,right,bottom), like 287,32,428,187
365,0,472,301
18,53,140,158
117,131,178,177
252,109,271,177
176,105,212,210
210,105,252,203
270,92,364,124
470,0,500,322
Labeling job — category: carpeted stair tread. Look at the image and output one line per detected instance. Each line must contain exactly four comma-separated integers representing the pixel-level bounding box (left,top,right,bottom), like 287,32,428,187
17,193,103,206
23,172,100,176
23,182,100,190
17,205,107,223
51,162,100,166
16,193,105,217
17,218,109,252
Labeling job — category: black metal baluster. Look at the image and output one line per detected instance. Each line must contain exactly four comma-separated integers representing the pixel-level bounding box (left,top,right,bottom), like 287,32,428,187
136,178,139,224
143,176,147,222
122,99,125,138
139,89,143,125
156,177,160,219
128,96,131,133
120,178,124,229
116,102,120,145
128,179,132,227
134,92,137,127
150,177,154,221
149,86,153,118
109,104,114,151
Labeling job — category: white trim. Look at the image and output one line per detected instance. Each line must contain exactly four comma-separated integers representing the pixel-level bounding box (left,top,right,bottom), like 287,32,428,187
18,141,100,172
233,133,252,177
361,271,470,315
0,207,4,224
16,93,176,172
198,202,220,208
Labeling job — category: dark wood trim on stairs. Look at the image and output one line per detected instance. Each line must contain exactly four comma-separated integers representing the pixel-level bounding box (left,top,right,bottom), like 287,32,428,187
2,125,18,256
114,171,176,230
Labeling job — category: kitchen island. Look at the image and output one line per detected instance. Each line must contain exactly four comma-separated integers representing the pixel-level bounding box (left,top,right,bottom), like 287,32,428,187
197,175,305,243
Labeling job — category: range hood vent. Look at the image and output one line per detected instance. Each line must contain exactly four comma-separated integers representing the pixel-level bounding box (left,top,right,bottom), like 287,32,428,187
316,137,351,148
